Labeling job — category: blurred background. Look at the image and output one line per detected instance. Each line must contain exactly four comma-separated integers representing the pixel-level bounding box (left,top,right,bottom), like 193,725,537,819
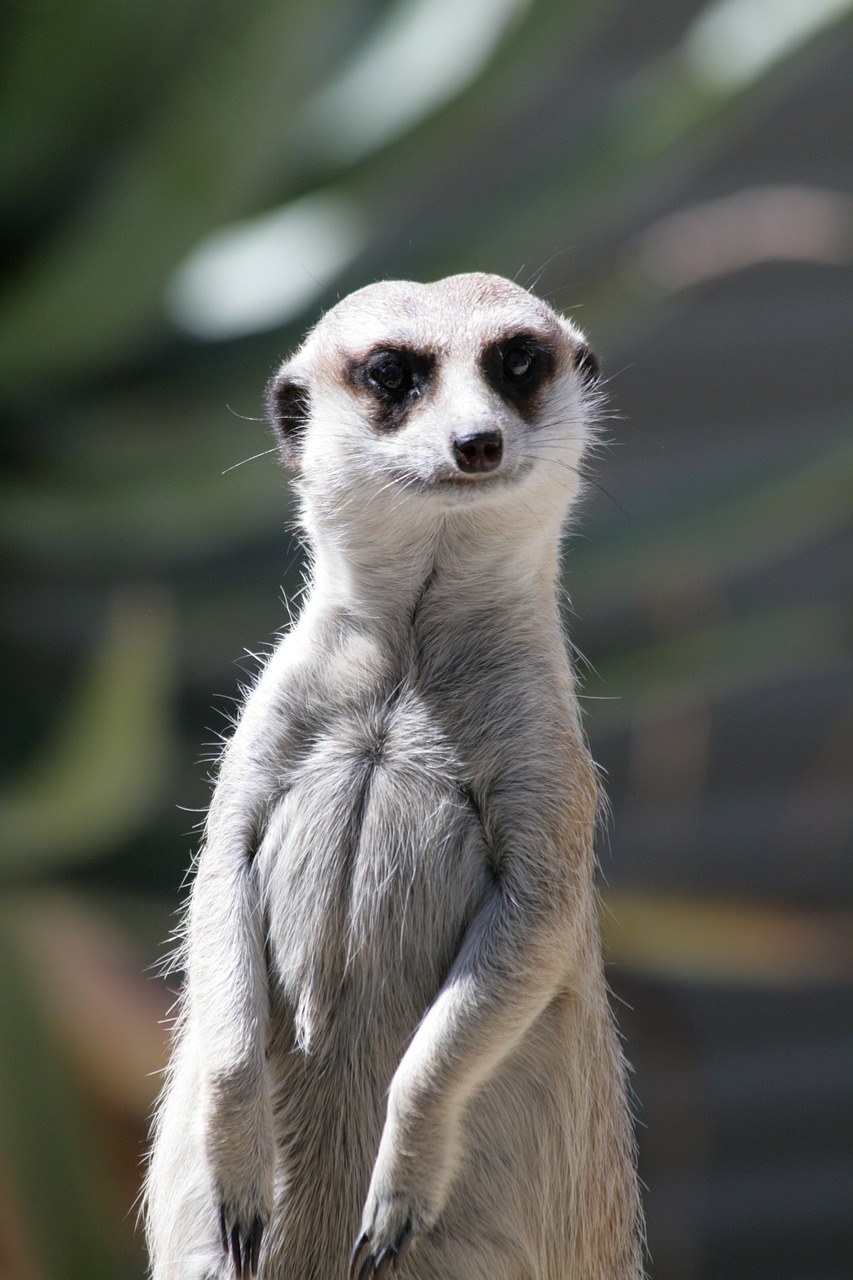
1,0,851,1277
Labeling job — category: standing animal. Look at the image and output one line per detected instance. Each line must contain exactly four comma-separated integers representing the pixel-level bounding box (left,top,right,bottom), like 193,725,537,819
145,272,644,1280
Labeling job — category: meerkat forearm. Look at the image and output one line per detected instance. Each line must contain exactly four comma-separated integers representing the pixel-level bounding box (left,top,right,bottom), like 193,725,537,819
185,636,314,1076
350,739,601,1275
189,845,267,1074
386,844,589,1109
376,904,561,1148
186,815,274,1266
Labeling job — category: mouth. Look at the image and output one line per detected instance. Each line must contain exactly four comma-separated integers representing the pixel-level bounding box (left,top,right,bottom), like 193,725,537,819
436,472,504,488
392,461,533,495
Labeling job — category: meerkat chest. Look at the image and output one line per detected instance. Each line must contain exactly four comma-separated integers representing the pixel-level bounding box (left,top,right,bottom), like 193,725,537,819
257,675,493,1046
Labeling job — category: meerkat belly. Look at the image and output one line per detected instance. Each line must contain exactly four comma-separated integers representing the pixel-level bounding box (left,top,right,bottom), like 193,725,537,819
258,687,491,1053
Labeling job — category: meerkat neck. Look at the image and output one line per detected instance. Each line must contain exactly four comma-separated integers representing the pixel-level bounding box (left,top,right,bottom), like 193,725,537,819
305,505,565,643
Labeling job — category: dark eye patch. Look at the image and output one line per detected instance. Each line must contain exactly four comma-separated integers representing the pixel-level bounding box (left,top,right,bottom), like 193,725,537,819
346,346,435,432
479,332,554,418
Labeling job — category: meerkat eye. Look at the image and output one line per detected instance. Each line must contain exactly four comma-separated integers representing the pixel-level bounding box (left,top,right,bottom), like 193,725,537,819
503,347,535,380
351,346,434,430
370,356,411,395
480,335,552,412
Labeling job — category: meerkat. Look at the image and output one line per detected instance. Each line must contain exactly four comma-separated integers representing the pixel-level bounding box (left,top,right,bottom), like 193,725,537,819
145,272,644,1280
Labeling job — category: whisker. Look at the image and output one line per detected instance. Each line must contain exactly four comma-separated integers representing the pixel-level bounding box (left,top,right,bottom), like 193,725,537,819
533,456,632,522
523,246,574,293
593,363,635,390
226,405,268,422
222,447,279,474
539,284,583,308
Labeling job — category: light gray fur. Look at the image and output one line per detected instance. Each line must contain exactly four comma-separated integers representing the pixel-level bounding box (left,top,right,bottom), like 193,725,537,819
145,273,644,1279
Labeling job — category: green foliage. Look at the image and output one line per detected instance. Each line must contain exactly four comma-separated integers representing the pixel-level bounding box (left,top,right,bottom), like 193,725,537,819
0,595,174,876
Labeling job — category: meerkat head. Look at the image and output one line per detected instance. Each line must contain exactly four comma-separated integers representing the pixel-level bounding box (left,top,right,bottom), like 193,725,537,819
267,273,600,538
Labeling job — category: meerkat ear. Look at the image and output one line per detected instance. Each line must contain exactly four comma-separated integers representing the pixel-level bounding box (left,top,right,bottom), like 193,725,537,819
266,367,311,469
573,341,600,388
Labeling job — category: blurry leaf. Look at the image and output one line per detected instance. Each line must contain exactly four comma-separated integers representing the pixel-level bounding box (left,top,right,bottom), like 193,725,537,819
627,185,853,293
0,592,175,876
299,0,534,166
0,908,128,1280
14,893,170,1115
569,433,853,609
426,1,853,277
0,0,216,223
601,889,853,984
585,601,848,731
0,455,290,569
681,0,852,95
0,0,344,390
166,188,369,340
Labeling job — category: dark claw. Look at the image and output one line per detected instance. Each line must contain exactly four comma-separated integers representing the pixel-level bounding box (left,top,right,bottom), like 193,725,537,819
350,1215,417,1279
230,1224,243,1280
393,1220,415,1271
349,1233,369,1280
248,1216,264,1276
240,1231,253,1278
358,1254,376,1280
375,1245,395,1279
219,1206,229,1254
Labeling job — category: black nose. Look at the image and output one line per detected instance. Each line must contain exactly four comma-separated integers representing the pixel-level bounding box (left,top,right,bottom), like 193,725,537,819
451,429,503,474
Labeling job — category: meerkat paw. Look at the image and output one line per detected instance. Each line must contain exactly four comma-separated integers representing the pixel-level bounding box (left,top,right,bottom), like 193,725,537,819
217,1202,266,1279
211,1151,273,1279
349,1192,419,1279
206,1074,274,1279
350,1114,457,1278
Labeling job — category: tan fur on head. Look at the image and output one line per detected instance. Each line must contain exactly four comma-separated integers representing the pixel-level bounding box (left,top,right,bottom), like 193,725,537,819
146,273,643,1280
